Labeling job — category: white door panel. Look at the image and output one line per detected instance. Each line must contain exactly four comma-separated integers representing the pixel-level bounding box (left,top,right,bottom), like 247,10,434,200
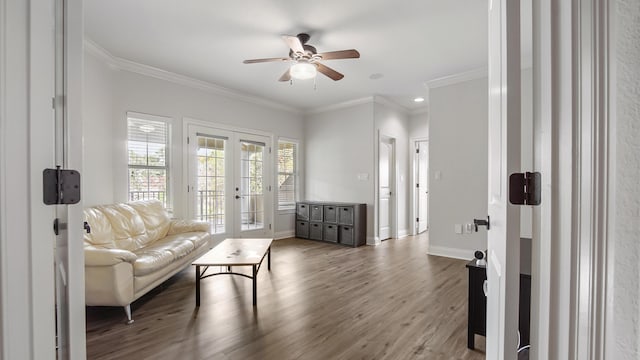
486,0,521,359
417,141,428,233
378,137,393,240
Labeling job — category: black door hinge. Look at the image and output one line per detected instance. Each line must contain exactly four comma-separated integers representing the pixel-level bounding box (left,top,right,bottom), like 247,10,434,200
43,166,81,205
509,172,541,206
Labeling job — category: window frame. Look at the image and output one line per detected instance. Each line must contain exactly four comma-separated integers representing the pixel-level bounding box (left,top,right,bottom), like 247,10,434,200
126,111,172,210
276,138,299,212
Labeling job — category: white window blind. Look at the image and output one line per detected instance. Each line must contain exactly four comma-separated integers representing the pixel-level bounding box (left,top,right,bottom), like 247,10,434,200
127,114,170,207
277,141,297,210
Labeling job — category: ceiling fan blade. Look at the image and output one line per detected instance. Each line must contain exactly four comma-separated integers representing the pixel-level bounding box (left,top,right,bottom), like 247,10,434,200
316,63,344,81
282,35,304,54
243,57,291,64
278,69,291,82
318,49,360,60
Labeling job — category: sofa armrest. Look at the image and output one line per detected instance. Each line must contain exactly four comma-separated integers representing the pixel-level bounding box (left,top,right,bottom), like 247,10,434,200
168,219,210,235
85,248,137,267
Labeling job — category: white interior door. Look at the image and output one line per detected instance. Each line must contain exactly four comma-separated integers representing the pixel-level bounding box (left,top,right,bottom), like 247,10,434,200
378,137,393,241
188,125,272,240
416,141,429,233
486,0,521,359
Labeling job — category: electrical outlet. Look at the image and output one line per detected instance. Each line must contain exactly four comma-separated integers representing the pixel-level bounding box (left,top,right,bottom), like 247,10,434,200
465,223,475,233
454,224,463,234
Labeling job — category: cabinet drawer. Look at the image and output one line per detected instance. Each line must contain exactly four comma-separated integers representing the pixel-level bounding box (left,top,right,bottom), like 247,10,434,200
295,221,309,238
323,205,338,223
310,205,323,222
323,224,338,243
296,203,309,220
339,225,354,246
309,222,323,240
338,206,354,225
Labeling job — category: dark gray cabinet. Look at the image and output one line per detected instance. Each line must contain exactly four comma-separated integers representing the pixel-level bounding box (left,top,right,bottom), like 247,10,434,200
295,201,367,247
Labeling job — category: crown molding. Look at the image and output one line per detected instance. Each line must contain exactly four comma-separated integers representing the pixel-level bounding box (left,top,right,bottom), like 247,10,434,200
373,95,411,114
84,39,301,115
425,67,489,89
305,96,374,115
425,56,533,90
410,107,429,116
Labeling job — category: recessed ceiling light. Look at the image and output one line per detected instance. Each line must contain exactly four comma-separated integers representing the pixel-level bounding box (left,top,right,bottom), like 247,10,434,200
369,73,384,80
414,97,425,103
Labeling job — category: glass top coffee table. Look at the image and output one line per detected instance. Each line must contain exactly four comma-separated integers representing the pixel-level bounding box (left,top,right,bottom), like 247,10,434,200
192,238,273,307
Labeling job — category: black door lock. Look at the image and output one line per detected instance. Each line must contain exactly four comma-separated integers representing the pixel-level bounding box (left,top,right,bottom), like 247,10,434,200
473,216,490,232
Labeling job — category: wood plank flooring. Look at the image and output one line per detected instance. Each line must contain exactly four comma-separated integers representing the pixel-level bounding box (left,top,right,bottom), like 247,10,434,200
86,234,486,360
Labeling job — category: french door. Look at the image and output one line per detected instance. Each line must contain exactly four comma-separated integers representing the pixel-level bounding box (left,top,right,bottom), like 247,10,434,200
187,125,272,240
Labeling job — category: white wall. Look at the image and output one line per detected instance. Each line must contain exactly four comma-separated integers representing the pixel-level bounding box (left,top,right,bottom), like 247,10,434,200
83,51,304,235
613,0,640,358
428,77,489,259
304,102,375,241
409,111,429,139
374,98,411,238
83,53,114,206
428,69,533,259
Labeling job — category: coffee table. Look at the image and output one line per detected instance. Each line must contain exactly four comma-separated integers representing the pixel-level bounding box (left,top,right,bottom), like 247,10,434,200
192,238,273,307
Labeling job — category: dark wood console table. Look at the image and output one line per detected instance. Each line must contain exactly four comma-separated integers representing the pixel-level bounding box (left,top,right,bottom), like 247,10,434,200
466,238,532,350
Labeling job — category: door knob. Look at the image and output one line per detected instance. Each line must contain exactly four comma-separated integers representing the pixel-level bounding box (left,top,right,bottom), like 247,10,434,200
473,216,490,232
235,195,241,199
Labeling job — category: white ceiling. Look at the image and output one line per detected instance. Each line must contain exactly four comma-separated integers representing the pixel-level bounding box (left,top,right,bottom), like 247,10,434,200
85,0,528,112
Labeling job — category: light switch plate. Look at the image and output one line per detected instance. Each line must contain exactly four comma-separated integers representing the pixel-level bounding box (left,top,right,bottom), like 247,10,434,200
454,224,463,234
357,173,369,181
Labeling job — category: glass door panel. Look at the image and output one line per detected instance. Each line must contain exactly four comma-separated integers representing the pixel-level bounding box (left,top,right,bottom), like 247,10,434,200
239,141,265,231
196,136,227,234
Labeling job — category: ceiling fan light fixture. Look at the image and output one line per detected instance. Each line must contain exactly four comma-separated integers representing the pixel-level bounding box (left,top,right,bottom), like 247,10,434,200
290,62,317,80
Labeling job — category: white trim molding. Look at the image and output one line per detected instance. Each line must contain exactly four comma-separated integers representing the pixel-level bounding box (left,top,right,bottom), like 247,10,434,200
425,67,489,89
305,96,374,115
274,230,295,240
84,39,301,115
572,0,613,358
426,245,474,261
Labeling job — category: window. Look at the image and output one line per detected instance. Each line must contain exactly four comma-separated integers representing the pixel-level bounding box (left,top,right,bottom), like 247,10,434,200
127,113,170,207
277,140,297,210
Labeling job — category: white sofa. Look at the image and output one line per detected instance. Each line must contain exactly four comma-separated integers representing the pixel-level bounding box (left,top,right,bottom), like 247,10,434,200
83,200,211,323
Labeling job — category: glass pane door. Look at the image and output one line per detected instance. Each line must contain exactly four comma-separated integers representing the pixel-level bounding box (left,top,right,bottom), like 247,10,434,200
196,135,226,234
188,125,272,240
239,141,265,231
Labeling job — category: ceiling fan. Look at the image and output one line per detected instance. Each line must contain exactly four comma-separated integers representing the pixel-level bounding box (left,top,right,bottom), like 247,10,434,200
243,33,360,82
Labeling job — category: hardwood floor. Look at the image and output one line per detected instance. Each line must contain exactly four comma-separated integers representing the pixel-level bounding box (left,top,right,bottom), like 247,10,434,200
86,234,486,360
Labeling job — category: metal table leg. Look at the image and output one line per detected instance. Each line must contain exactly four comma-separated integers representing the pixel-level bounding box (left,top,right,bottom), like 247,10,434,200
252,264,257,306
195,265,201,307
268,246,271,271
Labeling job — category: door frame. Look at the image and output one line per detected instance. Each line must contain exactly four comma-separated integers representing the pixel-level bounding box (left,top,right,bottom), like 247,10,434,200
374,132,397,243
531,0,615,358
410,137,429,236
1,0,85,358
182,118,275,240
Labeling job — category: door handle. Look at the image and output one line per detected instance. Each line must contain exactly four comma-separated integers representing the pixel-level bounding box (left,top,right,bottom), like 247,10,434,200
235,195,241,199
473,216,490,232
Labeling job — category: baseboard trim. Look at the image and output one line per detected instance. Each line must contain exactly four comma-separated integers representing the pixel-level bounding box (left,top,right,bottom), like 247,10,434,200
427,245,474,260
274,230,295,240
367,236,380,246
398,229,409,238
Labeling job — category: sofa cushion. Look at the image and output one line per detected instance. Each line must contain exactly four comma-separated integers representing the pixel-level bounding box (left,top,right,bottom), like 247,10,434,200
83,207,116,248
162,232,210,253
132,248,175,277
128,200,170,244
97,203,150,251
132,235,208,276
